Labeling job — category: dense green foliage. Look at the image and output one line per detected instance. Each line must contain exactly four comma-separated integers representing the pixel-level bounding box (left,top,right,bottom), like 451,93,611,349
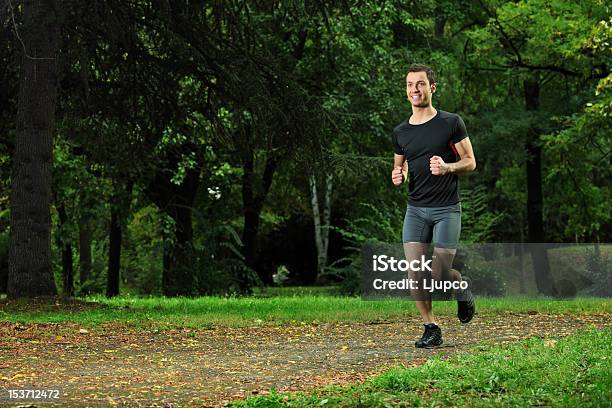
0,0,609,296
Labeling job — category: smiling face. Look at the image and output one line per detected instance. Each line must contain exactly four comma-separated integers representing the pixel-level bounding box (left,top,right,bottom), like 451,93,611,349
406,71,436,108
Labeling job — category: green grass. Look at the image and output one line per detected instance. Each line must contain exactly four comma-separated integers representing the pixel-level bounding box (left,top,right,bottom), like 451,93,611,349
0,293,609,329
253,286,344,297
234,328,612,407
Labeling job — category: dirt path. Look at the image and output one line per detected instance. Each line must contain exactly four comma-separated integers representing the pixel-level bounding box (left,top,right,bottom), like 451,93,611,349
1,312,610,407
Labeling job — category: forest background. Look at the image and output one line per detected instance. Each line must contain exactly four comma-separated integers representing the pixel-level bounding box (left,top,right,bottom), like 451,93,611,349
0,0,610,299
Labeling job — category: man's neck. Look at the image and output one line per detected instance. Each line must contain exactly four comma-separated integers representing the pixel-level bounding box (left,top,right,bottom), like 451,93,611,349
409,105,437,125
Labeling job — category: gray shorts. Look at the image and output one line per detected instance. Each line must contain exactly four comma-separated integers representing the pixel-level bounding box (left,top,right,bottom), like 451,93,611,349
402,203,461,249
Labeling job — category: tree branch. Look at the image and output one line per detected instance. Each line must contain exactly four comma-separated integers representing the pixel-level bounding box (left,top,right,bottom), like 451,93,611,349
477,0,524,65
477,0,608,80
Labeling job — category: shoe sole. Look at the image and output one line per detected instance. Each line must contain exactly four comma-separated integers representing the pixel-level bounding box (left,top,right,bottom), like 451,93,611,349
457,277,475,324
423,340,444,349
458,301,475,323
415,339,443,348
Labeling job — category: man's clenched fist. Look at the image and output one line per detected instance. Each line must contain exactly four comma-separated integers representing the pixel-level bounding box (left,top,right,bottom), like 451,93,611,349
392,166,404,186
430,155,450,176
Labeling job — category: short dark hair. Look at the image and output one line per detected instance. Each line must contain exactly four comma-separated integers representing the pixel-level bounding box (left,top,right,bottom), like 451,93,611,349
407,64,436,85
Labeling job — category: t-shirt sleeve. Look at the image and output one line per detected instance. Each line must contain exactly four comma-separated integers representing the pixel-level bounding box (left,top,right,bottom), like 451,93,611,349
452,115,468,144
391,129,404,155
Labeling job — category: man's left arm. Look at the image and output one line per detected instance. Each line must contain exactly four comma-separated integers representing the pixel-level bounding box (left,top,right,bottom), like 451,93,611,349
448,137,476,174
430,137,476,175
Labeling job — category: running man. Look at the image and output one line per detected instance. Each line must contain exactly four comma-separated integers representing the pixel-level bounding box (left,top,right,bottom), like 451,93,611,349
391,64,476,348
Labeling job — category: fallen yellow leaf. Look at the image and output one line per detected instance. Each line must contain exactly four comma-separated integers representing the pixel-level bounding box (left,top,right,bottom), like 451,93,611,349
544,340,557,348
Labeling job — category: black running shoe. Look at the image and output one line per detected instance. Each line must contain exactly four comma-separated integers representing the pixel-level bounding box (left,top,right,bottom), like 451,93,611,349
415,323,443,348
457,276,475,323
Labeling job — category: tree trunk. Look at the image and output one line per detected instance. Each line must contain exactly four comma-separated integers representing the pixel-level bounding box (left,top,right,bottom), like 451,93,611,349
106,205,122,298
322,173,333,266
309,172,333,281
106,181,133,298
241,145,278,287
433,2,447,41
147,161,201,297
309,174,322,278
518,218,526,294
78,215,92,285
434,16,447,39
524,78,555,296
161,193,196,297
241,145,259,285
7,0,60,299
57,204,74,297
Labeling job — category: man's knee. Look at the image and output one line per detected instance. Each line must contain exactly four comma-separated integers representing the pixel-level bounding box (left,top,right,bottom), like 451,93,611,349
403,241,428,260
433,246,457,256
431,247,456,281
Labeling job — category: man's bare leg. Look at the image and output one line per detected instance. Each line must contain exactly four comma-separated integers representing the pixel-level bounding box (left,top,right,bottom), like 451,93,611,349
431,247,460,282
403,242,433,324
404,242,445,347
432,246,475,323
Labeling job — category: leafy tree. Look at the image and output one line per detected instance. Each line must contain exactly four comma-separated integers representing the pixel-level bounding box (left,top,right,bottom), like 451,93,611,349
542,19,611,242
460,0,609,294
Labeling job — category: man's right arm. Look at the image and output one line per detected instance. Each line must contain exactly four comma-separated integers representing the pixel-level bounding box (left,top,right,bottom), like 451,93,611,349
392,154,407,186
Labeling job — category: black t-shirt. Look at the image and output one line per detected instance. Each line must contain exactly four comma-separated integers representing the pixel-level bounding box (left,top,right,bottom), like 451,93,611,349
391,110,468,207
